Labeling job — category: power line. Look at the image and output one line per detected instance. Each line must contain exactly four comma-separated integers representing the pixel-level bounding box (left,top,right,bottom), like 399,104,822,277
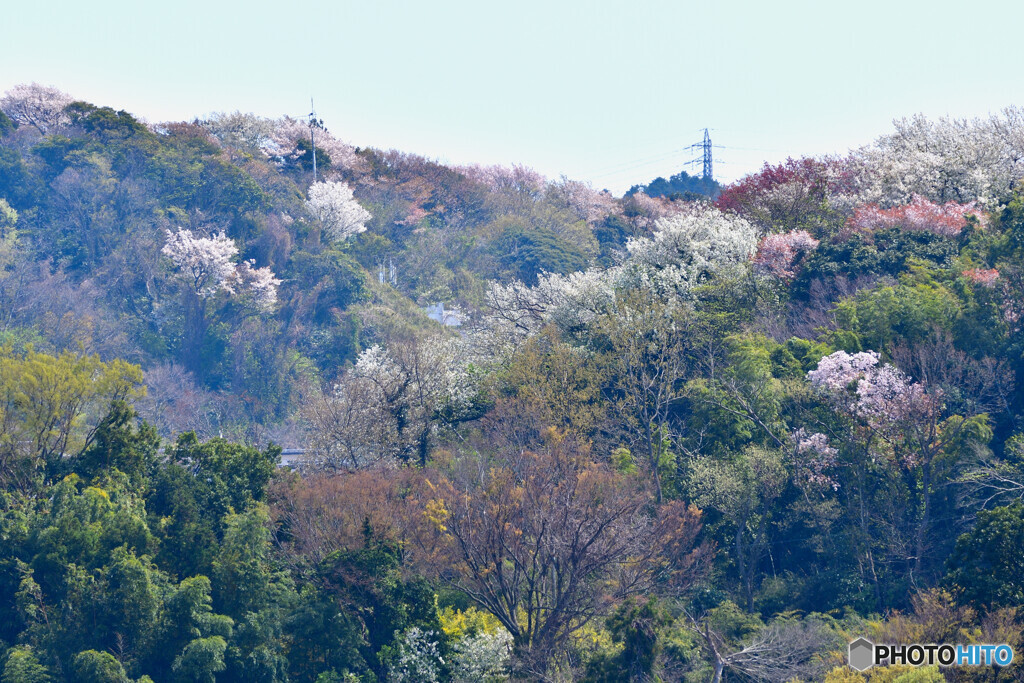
590,149,688,179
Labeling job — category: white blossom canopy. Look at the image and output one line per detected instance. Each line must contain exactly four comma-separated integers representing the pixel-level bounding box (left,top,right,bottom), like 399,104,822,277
162,228,281,311
306,181,372,243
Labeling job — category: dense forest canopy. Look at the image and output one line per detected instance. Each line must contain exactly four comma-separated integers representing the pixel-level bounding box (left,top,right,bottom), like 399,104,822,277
3,82,1024,681
626,170,721,201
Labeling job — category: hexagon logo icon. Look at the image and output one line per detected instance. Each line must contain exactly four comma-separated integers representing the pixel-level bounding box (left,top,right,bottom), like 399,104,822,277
849,638,874,671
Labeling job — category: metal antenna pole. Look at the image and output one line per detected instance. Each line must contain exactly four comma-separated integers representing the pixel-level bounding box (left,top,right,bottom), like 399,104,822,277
308,98,317,182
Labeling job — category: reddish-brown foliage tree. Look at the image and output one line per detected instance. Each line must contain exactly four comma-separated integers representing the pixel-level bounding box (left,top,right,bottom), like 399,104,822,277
716,157,854,235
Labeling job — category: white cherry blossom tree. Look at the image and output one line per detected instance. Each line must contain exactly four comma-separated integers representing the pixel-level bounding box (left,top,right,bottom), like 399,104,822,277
162,228,239,299
0,83,74,134
231,259,282,312
622,205,758,297
162,228,281,372
306,181,371,243
304,334,482,469
854,108,1024,207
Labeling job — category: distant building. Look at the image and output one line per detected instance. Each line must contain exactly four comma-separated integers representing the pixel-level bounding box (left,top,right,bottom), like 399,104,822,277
278,448,306,468
424,302,463,327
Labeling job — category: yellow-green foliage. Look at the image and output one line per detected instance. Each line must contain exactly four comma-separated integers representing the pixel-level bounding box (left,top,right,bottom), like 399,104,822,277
824,664,944,682
0,347,144,476
571,618,620,663
438,605,503,640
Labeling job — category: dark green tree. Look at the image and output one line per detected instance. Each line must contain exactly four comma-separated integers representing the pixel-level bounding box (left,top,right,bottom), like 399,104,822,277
946,501,1024,610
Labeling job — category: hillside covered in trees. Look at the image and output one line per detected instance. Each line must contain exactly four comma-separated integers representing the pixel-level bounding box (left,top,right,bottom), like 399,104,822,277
3,83,1024,682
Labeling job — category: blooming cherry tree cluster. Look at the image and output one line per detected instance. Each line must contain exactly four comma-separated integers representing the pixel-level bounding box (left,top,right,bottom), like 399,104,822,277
231,259,283,311
162,228,239,299
460,163,546,198
548,177,620,224
479,206,757,353
854,108,1024,207
162,228,280,311
621,191,675,231
484,267,617,344
807,350,933,432
449,629,513,683
849,194,982,237
264,115,360,171
200,111,276,151
387,628,444,683
306,334,483,469
624,205,758,294
752,230,819,279
716,157,858,231
791,428,839,491
306,181,371,243
0,82,74,134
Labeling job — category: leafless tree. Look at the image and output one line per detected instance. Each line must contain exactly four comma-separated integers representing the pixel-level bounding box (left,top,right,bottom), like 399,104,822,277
411,433,708,678
689,615,837,683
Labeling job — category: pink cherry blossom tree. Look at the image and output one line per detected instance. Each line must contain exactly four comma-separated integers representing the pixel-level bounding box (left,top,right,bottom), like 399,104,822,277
849,194,983,237
807,349,992,583
791,428,839,491
962,268,999,288
752,230,820,279
265,115,360,172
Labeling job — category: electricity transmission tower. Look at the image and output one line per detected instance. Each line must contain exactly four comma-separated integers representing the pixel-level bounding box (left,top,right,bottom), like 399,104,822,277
685,128,722,181
701,128,712,179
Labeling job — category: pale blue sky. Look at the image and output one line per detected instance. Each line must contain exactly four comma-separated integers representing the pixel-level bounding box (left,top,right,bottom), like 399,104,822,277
3,0,1023,193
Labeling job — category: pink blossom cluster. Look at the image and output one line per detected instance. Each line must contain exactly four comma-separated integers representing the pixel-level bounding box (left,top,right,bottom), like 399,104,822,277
807,350,932,429
399,206,430,227
553,179,620,224
752,230,820,279
962,268,999,288
849,194,981,237
792,428,840,490
622,191,674,231
855,363,930,427
806,350,881,392
460,163,546,197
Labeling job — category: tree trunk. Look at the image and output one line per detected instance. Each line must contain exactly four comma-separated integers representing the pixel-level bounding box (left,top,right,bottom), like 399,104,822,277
645,421,663,504
712,657,724,683
183,290,207,377
913,461,933,584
